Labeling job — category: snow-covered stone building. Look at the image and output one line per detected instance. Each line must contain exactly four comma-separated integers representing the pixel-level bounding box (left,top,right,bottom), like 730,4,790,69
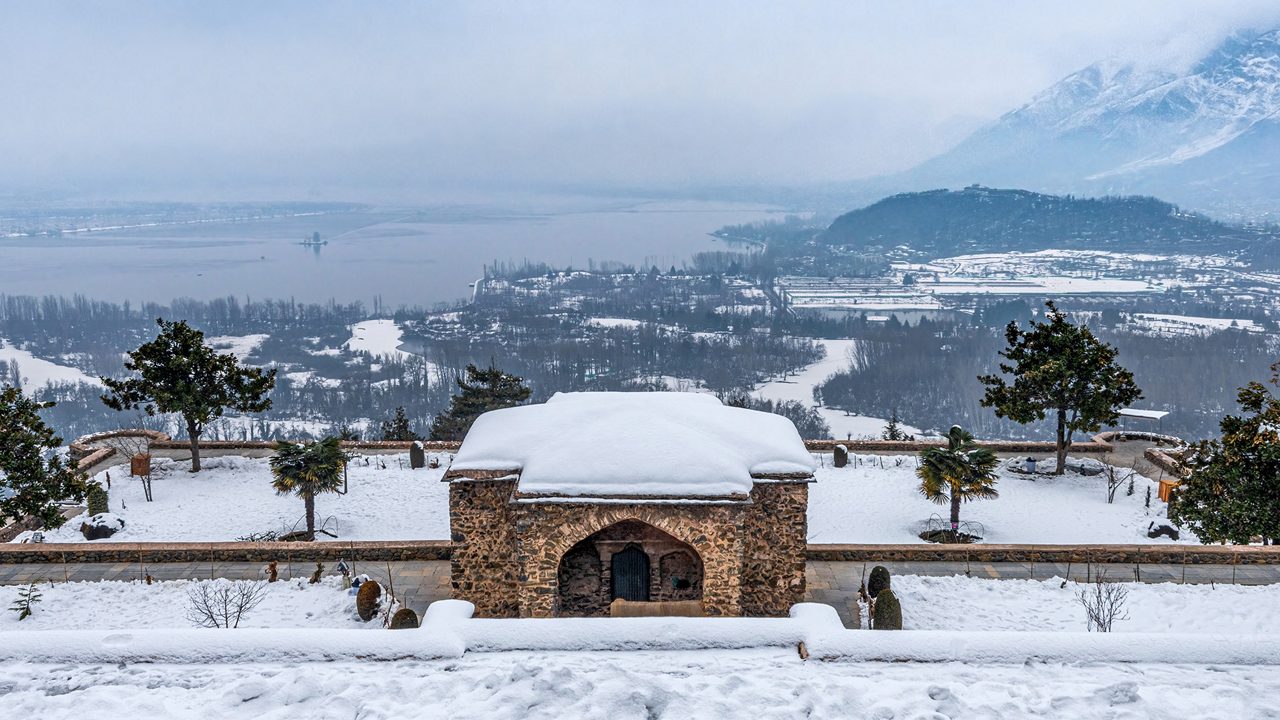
443,392,816,618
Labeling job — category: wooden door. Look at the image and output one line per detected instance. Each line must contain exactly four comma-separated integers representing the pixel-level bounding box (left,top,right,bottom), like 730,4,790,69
611,545,650,601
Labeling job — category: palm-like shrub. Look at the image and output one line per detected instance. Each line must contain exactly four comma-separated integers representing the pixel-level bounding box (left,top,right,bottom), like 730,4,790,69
917,425,999,533
270,436,347,540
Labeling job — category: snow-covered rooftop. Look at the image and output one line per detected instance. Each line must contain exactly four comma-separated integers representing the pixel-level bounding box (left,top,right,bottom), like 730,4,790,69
449,392,815,498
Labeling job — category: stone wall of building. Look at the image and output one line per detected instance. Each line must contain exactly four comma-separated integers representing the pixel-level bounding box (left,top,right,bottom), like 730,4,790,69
448,479,520,617
741,481,809,616
513,503,746,618
554,520,705,616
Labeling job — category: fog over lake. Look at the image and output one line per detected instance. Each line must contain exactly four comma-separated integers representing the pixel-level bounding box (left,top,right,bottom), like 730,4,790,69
1,199,779,308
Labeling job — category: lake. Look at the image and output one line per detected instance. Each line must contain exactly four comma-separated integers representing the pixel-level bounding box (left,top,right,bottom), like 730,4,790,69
0,198,780,307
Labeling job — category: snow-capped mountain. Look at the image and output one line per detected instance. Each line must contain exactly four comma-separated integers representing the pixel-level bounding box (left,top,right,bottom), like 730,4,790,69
896,29,1280,219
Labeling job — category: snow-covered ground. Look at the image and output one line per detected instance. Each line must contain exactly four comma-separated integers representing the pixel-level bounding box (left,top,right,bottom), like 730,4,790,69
1129,312,1264,336
205,333,269,360
0,337,101,391
808,453,1190,544
885,574,1278,633
1,651,1275,719
16,451,1185,544
755,339,922,440
4,573,1273,635
344,319,413,360
18,453,450,543
0,576,380,631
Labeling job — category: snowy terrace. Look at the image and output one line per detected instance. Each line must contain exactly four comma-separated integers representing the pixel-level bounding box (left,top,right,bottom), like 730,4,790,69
17,449,1188,545
2,583,1280,718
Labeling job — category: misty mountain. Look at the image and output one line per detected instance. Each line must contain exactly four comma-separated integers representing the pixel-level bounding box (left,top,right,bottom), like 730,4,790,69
822,186,1279,261
890,29,1280,219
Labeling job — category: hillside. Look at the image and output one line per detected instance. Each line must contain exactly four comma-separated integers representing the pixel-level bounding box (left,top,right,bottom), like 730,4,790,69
822,186,1279,260
887,29,1280,219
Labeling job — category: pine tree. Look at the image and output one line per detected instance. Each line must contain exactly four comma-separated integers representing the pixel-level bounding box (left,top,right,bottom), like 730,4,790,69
917,425,999,533
380,407,420,441
0,386,91,529
428,363,531,441
100,319,276,472
9,582,41,621
979,302,1141,474
882,410,913,441
1170,363,1280,545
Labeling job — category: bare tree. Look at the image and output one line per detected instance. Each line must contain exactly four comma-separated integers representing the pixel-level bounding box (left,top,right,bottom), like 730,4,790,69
1102,456,1136,504
184,580,267,628
1076,573,1130,632
101,420,157,502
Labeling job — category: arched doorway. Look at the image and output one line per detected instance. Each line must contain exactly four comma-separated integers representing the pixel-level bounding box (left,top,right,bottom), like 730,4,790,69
556,519,704,616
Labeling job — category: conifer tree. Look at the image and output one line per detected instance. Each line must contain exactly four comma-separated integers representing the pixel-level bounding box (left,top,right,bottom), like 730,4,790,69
429,363,531,441
979,302,1141,474
1170,363,1280,545
0,385,90,529
101,318,276,472
380,406,420,441
882,410,913,441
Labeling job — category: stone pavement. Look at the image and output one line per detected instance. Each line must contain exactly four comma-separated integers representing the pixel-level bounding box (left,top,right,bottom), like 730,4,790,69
4,558,1278,628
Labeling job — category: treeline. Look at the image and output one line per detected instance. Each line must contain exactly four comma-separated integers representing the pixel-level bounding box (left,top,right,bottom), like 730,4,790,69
817,318,1277,441
822,186,1279,260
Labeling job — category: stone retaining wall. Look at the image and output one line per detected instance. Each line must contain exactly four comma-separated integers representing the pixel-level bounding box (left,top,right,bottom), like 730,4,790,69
1144,447,1188,479
805,543,1280,565
805,438,1112,454
5,542,1277,566
0,540,453,564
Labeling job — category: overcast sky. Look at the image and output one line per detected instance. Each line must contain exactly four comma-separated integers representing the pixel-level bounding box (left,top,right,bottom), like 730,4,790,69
3,1,1280,201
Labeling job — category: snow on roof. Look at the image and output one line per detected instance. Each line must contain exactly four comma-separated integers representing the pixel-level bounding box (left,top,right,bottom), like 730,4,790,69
1120,408,1170,420
449,392,815,498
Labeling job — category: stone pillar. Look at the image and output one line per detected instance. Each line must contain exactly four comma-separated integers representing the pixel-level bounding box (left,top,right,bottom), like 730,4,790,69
448,479,520,617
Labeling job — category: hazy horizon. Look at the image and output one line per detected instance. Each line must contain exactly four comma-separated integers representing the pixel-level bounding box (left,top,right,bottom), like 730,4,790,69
4,1,1280,203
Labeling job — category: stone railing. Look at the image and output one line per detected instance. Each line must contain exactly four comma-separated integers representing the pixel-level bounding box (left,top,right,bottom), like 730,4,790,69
804,437,1113,454
4,541,1277,566
67,429,462,478
806,543,1280,565
1144,447,1189,480
0,540,454,564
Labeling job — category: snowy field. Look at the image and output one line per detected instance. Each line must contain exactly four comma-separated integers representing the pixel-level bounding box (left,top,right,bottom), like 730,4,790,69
808,453,1189,545
16,451,1186,545
344,318,413,360
1,652,1275,719
0,337,101,392
18,453,450,543
754,339,921,440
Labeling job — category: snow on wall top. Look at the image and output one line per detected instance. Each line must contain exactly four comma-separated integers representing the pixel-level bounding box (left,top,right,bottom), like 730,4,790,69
449,392,815,497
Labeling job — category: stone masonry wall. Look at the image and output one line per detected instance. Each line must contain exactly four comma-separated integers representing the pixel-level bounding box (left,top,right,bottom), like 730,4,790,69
741,481,809,616
448,479,520,617
513,503,746,618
